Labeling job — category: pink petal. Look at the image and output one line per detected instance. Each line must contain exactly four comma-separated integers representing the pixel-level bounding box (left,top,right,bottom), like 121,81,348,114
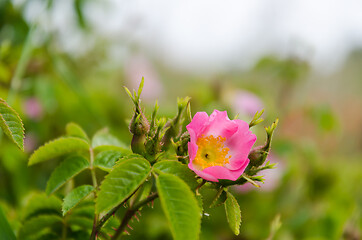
188,163,219,182
226,119,256,170
203,110,238,138
186,112,209,141
188,142,198,161
202,160,249,181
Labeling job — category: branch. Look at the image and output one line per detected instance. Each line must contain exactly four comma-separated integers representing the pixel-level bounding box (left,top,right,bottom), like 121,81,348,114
112,193,158,240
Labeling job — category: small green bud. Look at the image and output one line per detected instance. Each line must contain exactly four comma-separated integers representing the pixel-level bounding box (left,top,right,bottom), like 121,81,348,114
129,111,150,136
248,145,268,167
144,118,167,159
161,97,191,150
125,77,150,155
175,132,190,156
248,118,278,168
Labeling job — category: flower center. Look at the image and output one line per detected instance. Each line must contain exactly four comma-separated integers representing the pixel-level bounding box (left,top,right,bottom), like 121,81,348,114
193,135,231,170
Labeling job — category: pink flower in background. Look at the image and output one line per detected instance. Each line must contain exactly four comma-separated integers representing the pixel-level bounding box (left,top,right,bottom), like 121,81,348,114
187,110,256,182
233,153,285,192
232,90,264,117
125,54,163,101
23,97,43,120
24,133,38,153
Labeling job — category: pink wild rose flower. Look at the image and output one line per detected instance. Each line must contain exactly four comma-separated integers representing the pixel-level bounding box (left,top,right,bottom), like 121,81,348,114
187,110,257,182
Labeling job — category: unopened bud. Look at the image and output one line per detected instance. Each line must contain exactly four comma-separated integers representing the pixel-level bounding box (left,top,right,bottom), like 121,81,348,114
175,132,190,156
248,119,278,168
248,145,268,167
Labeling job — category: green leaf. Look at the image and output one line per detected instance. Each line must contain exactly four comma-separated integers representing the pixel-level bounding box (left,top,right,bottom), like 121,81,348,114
153,160,198,190
22,193,62,221
224,192,241,235
0,98,24,150
94,150,126,172
91,128,127,148
28,137,89,166
65,122,89,142
138,178,153,203
71,201,95,219
67,216,93,230
46,155,90,195
0,206,16,240
18,215,62,239
62,185,94,215
96,157,151,214
93,145,131,156
156,172,201,240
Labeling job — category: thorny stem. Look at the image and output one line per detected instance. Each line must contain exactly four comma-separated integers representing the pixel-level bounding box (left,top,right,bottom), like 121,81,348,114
91,187,143,239
112,193,159,240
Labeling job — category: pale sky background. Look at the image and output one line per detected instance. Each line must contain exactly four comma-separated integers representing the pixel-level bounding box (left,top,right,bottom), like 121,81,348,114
19,0,362,75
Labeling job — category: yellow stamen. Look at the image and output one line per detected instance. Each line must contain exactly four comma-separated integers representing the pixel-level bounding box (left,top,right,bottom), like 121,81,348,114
193,135,231,170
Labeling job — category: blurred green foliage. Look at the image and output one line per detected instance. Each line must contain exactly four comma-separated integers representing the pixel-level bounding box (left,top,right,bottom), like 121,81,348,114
0,1,361,239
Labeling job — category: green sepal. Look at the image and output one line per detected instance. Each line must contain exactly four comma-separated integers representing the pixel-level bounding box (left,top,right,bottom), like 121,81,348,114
249,109,264,128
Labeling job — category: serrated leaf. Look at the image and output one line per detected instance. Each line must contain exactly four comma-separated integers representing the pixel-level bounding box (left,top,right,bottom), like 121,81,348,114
22,193,62,221
96,157,151,214
224,192,241,235
156,173,201,240
94,150,126,172
153,160,198,190
28,137,89,166
66,122,89,142
18,215,63,239
0,206,16,240
62,185,94,215
91,128,127,149
46,155,90,195
0,98,24,150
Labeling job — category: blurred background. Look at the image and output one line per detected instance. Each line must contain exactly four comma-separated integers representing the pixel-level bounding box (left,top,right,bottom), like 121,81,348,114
0,0,361,239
